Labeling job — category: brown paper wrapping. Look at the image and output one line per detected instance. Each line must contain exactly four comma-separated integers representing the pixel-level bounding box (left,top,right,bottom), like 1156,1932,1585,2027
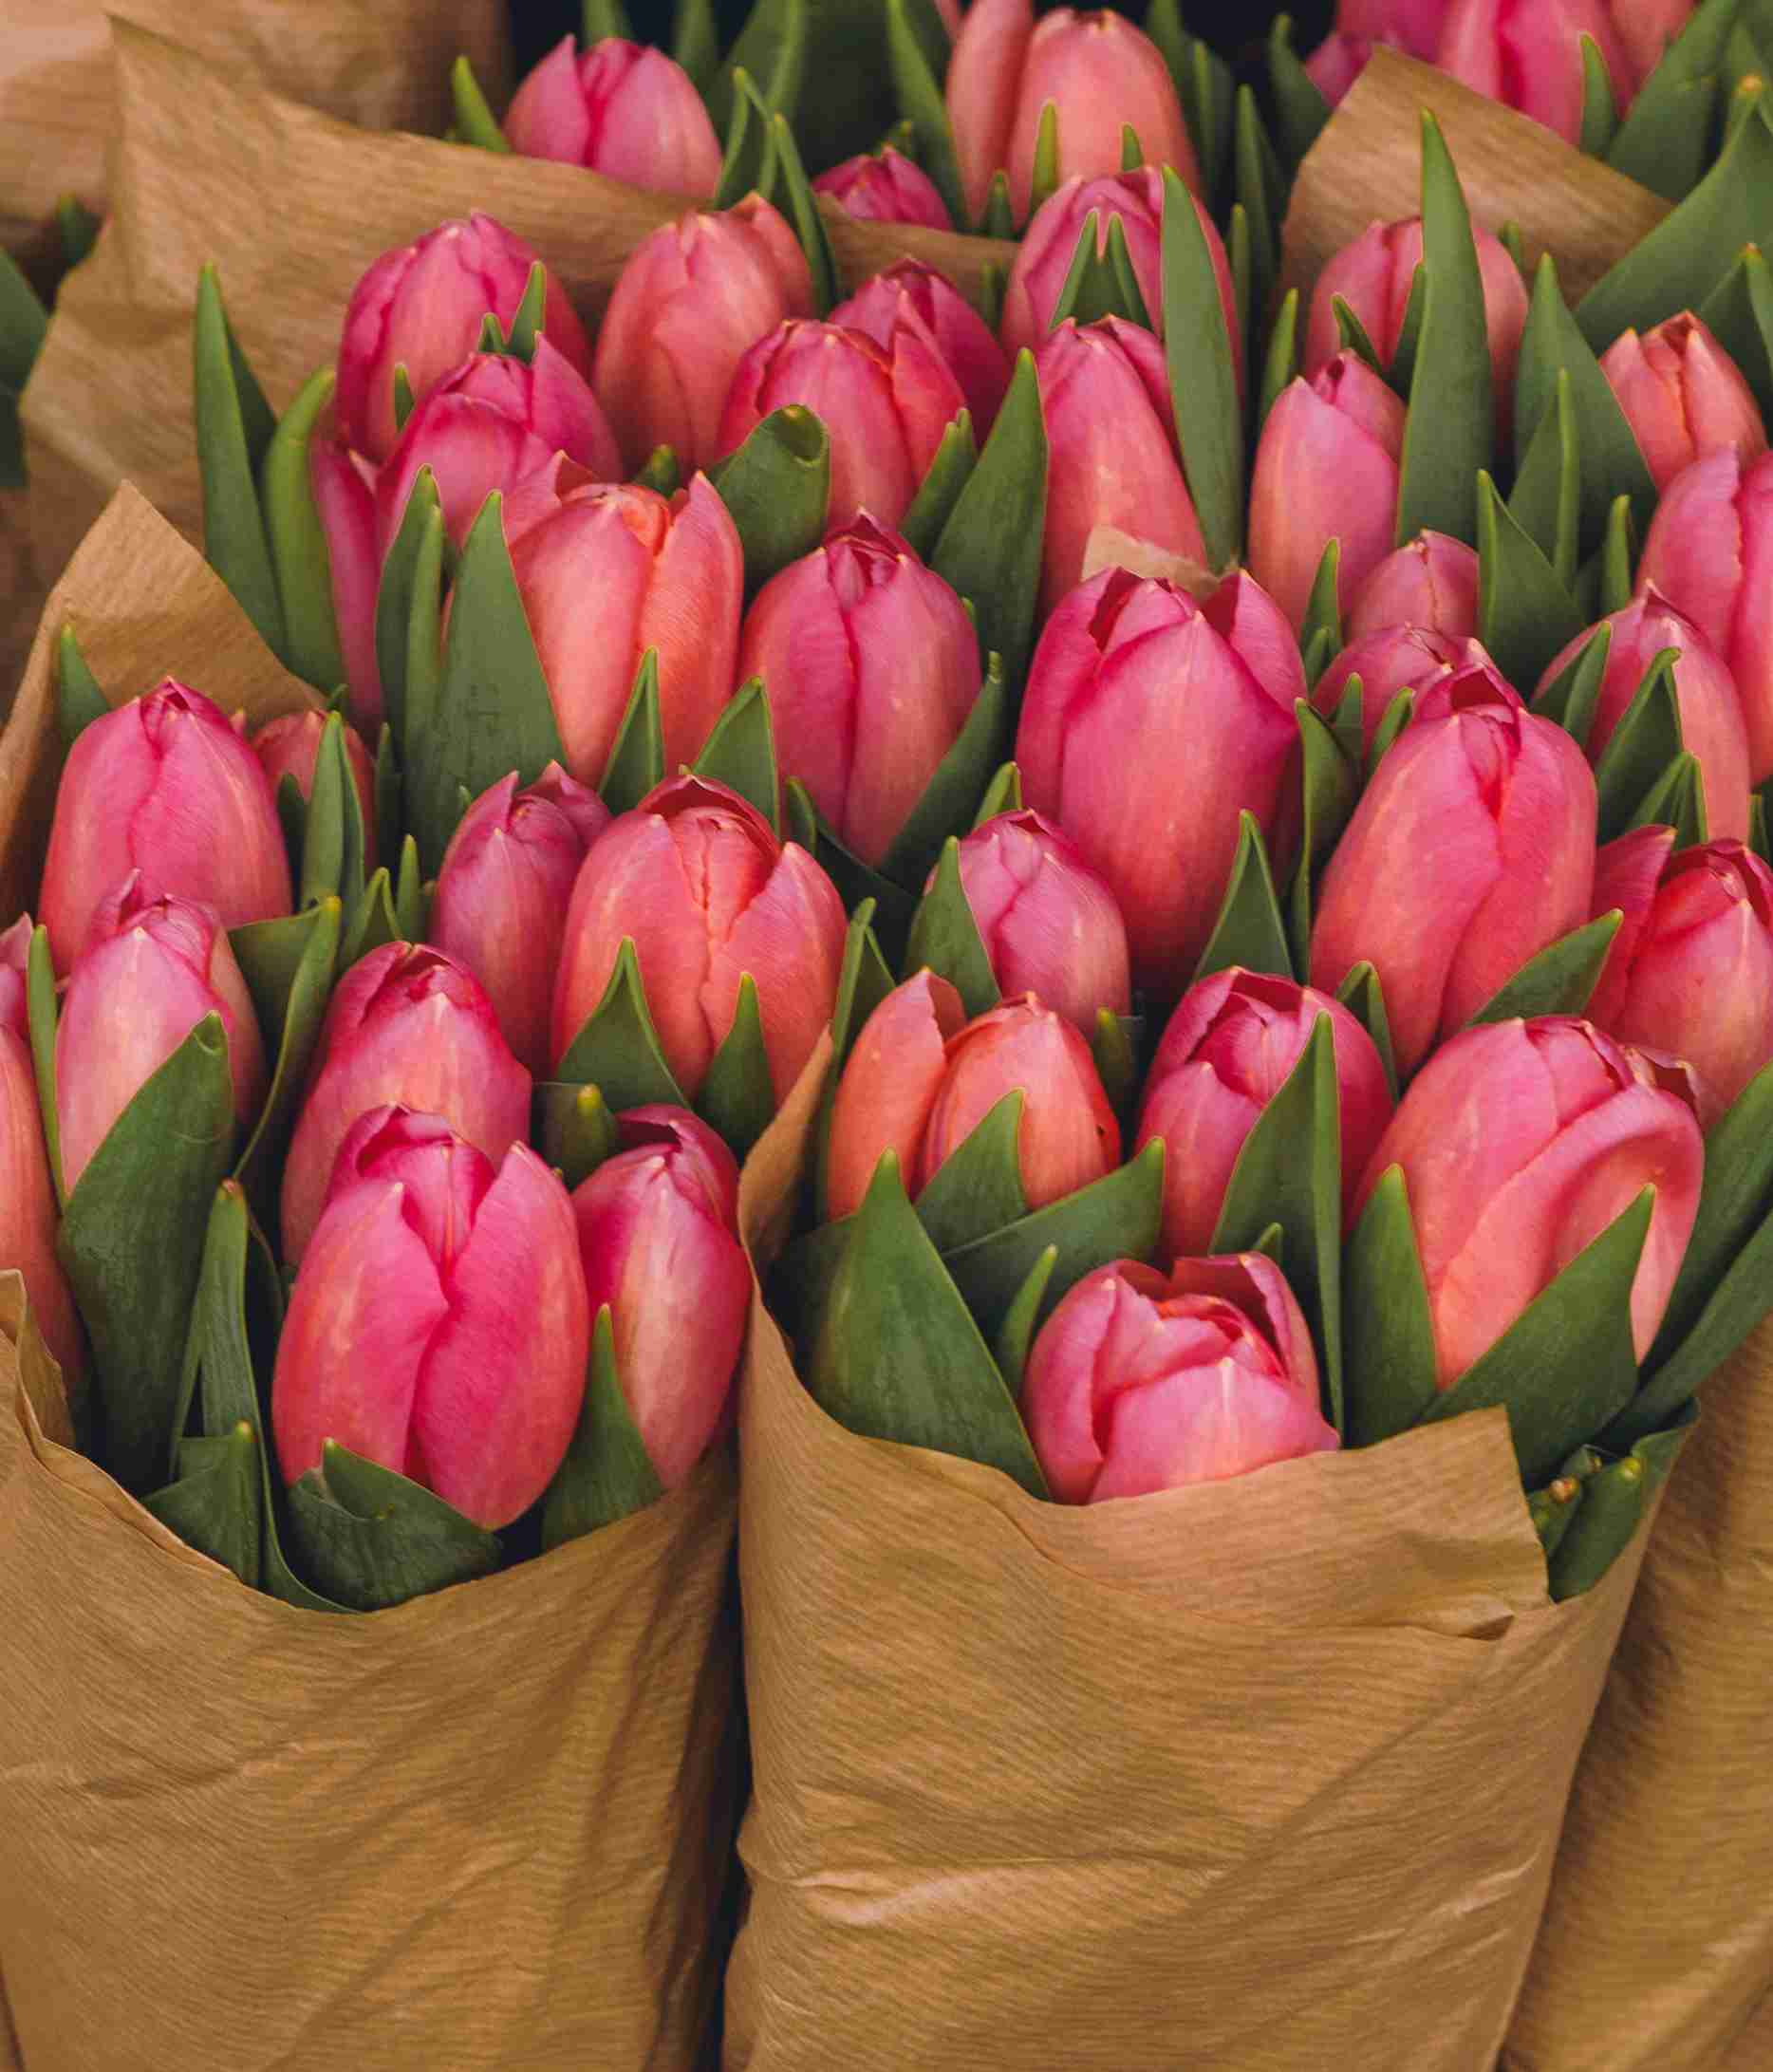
721,1052,1663,2071
0,487,740,2072
19,23,1016,587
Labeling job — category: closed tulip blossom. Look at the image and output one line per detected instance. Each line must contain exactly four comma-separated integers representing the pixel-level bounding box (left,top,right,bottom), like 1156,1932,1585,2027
552,776,847,1104
831,262,1012,441
1607,0,1693,89
1024,1253,1337,1502
1600,312,1767,494
1346,531,1483,641
1137,969,1393,1261
273,1107,588,1531
592,196,812,475
1436,0,1633,143
251,709,378,864
309,442,384,733
0,920,83,1380
281,943,532,1263
737,517,980,867
1311,625,1477,752
40,679,291,973
812,148,953,230
1305,31,1376,104
504,35,721,196
429,766,611,1075
573,1107,749,1488
336,214,594,465
825,974,1120,1222
1354,1017,1704,1386
1310,672,1598,1075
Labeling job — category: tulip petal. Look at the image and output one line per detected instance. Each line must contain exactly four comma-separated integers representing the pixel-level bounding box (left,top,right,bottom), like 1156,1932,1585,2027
826,972,966,1222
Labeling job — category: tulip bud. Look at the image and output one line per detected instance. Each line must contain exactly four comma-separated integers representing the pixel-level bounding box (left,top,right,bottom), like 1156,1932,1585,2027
506,473,744,785
945,0,1200,225
1436,0,1633,143
552,775,848,1104
336,214,595,465
280,943,532,1263
1538,591,1752,844
573,1106,748,1487
1311,625,1476,752
831,261,1012,440
1137,968,1394,1261
273,1106,588,1530
1607,0,1693,90
1017,567,1303,1000
0,919,83,1381
1346,530,1483,641
1353,1017,1704,1385
40,679,291,974
1311,673,1598,1075
504,35,721,196
718,318,965,531
591,196,813,475
429,766,611,1076
251,710,379,865
1248,354,1408,628
1305,31,1374,105
812,148,953,230
55,881,268,1197
825,975,1120,1222
1599,311,1767,495
1024,1253,1337,1502
737,516,981,867
309,442,384,734
940,811,1132,1032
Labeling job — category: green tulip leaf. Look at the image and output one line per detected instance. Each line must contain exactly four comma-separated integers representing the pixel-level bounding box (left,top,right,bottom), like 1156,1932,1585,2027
600,648,666,815
1107,215,1152,327
1333,295,1386,378
634,444,681,496
1232,86,1279,338
194,265,285,663
881,651,1010,890
259,366,346,695
1027,100,1062,219
1366,687,1414,777
1549,1409,1695,1599
1508,369,1581,588
395,501,452,869
1051,210,1109,331
1578,33,1620,158
56,625,110,747
1266,13,1330,171
1390,264,1428,395
993,1243,1058,1401
1289,701,1359,975
1528,1472,1586,1565
710,405,831,596
299,713,368,913
1343,1164,1439,1447
537,1080,621,1190
882,0,967,230
1604,0,1729,199
1298,540,1343,681
287,1440,501,1610
374,466,440,746
394,835,426,942
1534,620,1613,747
145,1426,263,1589
1149,2,1233,211
698,972,776,1158
1465,910,1621,1027
771,1215,852,1351
542,1304,665,1547
972,761,1023,827
1594,649,1685,842
717,0,811,136
1698,242,1773,425
1259,286,1300,432
449,54,512,152
692,676,781,831
476,262,546,365
233,897,341,1223
712,62,778,208
980,173,1017,245
25,926,63,1204
1193,811,1293,986
814,897,899,1219
1092,1007,1142,1123
1478,471,1585,693
672,0,720,92
1334,961,1398,1102
0,244,46,408
585,0,636,47
55,195,99,270
760,102,837,316
1628,753,1708,849
557,937,688,1112
796,788,918,956
904,834,1000,1018
1164,164,1244,571
336,868,402,974
901,414,978,562
914,1089,1029,1256
932,352,1047,693
1120,122,1145,172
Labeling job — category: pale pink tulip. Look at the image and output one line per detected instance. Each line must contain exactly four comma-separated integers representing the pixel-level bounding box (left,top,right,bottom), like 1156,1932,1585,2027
813,148,953,230
504,35,721,196
831,261,1012,439
1600,312,1767,494
1346,531,1483,640
251,710,378,865
309,442,384,735
1436,0,1633,143
1311,625,1478,751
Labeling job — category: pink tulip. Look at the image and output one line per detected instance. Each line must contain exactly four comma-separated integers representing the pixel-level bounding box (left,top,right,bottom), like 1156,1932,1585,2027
1600,311,1767,495
1311,625,1478,751
591,196,812,475
825,973,1120,1222
737,516,980,867
1024,1253,1337,1502
945,0,1200,224
1588,831,1773,1125
1017,567,1303,1000
941,810,1132,1032
1306,31,1375,104
1346,530,1483,640
506,472,743,786
552,775,847,1104
572,1106,748,1487
1248,354,1409,628
1538,592,1752,844
1353,1016,1704,1385
1607,0,1693,89
251,710,378,865
272,1106,588,1530
39,679,291,974
1311,672,1598,1075
309,442,384,734
504,35,721,196
1341,0,1451,56
1136,967,1394,1261
0,919,83,1382
812,148,953,230
718,318,965,531
1435,0,1633,143
280,943,531,1263
428,765,611,1075
336,214,594,466
831,261,1012,440
55,880,267,1197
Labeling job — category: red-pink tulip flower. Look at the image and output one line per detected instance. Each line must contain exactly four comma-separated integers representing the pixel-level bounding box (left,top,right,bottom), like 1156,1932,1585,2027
1599,311,1767,495
272,1106,588,1530
55,880,268,1197
737,516,980,867
39,679,291,974
591,196,812,475
1346,530,1483,641
573,1106,748,1487
0,919,83,1382
1436,0,1633,143
1305,31,1375,103
1024,1253,1337,1502
429,765,611,1076
718,318,964,531
504,35,721,196
280,943,531,1263
945,0,1199,224
1607,0,1693,89
1354,1017,1704,1385
309,442,384,734
251,710,378,865
831,261,1012,440
825,975,1120,1222
335,214,594,466
1588,831,1773,1125
1310,673,1597,1075
812,148,953,230
506,473,743,786
1018,567,1303,1001
1311,625,1476,751
942,810,1132,1032
1136,968,1394,1261
1538,591,1752,844
552,776,847,1103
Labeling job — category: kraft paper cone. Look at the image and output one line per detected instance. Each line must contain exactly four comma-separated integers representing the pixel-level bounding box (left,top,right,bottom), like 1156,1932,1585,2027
722,1053,1665,2072
19,23,1015,585
0,488,740,2072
